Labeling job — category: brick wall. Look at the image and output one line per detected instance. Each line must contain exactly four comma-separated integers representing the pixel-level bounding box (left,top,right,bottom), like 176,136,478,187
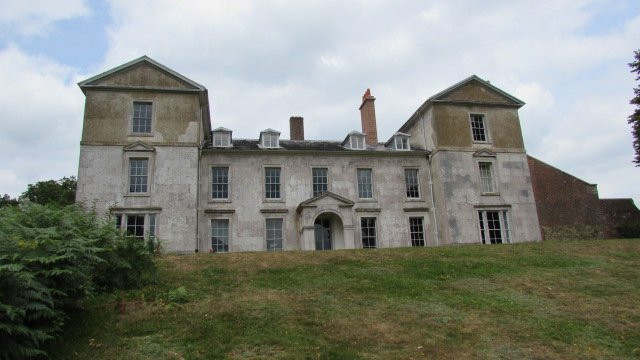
527,155,604,240
599,198,640,238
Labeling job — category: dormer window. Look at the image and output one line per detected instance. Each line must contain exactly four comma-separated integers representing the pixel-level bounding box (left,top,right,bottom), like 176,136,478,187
343,131,366,150
386,132,411,150
260,129,280,148
212,127,232,147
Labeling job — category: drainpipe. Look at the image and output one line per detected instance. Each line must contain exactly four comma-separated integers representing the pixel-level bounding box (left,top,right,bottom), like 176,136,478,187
421,112,439,246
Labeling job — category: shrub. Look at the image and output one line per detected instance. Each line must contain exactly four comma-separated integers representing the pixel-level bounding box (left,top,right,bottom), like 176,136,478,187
0,202,156,359
617,220,640,238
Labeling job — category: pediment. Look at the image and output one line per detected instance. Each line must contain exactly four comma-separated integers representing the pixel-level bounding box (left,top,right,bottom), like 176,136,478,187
431,75,524,107
298,192,354,208
473,148,496,157
123,141,155,152
79,56,205,91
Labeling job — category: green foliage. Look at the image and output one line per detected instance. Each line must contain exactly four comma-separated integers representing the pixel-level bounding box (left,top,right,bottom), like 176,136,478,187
20,176,77,206
165,286,190,305
0,203,156,359
0,194,18,208
629,49,640,166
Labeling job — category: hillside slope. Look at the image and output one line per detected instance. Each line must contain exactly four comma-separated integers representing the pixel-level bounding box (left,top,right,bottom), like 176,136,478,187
50,240,640,359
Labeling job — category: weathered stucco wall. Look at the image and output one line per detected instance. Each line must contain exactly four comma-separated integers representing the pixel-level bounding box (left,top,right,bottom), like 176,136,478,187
76,145,199,252
432,104,524,149
93,63,195,89
197,152,433,252
434,151,541,244
81,90,201,145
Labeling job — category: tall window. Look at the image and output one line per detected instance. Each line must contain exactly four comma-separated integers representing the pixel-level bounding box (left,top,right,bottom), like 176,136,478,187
265,219,283,251
126,215,145,238
478,162,494,193
211,219,229,253
129,158,148,193
470,114,487,142
361,217,377,248
357,169,372,199
211,167,229,199
404,169,420,198
409,217,425,247
132,102,152,133
478,210,510,244
265,167,281,199
312,168,328,197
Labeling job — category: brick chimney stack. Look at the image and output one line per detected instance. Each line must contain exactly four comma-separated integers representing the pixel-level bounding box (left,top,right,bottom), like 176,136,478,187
289,116,304,140
359,88,378,145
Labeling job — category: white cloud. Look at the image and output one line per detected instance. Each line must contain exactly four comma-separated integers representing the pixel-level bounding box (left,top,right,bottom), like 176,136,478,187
0,0,90,36
0,45,84,196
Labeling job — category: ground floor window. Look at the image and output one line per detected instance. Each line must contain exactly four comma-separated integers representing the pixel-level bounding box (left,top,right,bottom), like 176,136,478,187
360,217,377,248
409,217,425,247
211,219,229,253
266,218,283,251
114,213,158,240
477,210,510,244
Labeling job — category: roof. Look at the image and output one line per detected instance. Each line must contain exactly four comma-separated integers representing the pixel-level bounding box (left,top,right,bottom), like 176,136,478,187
212,127,232,132
78,55,207,91
399,75,524,133
203,138,428,153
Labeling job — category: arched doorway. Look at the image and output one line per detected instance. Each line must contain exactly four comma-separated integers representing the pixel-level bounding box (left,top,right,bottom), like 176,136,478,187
314,212,344,250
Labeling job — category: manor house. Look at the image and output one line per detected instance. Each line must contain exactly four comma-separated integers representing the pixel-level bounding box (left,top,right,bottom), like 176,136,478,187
76,56,542,252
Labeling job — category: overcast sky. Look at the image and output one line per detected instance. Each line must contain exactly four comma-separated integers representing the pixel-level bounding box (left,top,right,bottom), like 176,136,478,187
0,0,639,205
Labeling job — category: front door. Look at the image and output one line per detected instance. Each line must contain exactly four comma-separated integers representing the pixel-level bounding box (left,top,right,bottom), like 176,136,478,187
314,218,332,250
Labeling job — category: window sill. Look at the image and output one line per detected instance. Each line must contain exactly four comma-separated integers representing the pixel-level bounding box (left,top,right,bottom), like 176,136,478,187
405,198,424,202
263,199,285,203
125,193,151,197
128,133,154,137
209,199,232,204
357,199,377,203
481,192,500,196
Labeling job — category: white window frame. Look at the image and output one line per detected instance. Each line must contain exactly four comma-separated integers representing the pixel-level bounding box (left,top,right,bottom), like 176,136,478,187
469,113,489,143
264,166,283,201
356,168,373,199
350,135,365,150
212,132,231,147
265,218,284,251
478,161,497,194
394,136,410,150
210,218,231,253
360,217,377,248
130,101,154,136
409,217,426,247
311,167,329,197
128,158,149,194
261,133,279,148
404,168,420,199
114,212,159,240
477,209,510,244
211,166,230,200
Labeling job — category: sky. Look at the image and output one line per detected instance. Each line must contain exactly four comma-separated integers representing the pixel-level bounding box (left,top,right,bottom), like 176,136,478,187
0,0,639,206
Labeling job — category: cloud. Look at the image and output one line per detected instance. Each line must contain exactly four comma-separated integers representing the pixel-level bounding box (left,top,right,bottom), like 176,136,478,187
0,0,90,36
0,44,84,196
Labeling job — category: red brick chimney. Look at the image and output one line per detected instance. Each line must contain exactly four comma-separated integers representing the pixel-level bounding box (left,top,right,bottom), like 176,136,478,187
359,88,378,145
289,116,304,140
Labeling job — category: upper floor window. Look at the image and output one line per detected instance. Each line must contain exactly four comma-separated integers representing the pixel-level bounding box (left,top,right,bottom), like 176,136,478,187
132,102,152,134
212,128,232,147
211,167,229,199
260,129,280,148
357,169,373,199
265,167,281,199
343,131,366,150
395,136,409,150
470,114,487,142
404,169,420,198
478,162,495,193
312,168,328,197
129,158,148,193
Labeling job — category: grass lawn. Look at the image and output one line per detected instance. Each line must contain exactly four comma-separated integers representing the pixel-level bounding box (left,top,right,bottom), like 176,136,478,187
49,239,640,359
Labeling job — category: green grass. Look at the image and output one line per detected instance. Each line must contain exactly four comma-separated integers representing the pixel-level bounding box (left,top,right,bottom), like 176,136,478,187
48,239,640,359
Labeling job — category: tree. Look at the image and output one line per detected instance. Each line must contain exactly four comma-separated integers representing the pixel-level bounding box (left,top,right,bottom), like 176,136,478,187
630,49,640,166
0,194,18,208
20,176,77,206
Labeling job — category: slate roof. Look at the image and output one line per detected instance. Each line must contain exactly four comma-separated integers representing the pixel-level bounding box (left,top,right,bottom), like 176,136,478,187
204,138,427,153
